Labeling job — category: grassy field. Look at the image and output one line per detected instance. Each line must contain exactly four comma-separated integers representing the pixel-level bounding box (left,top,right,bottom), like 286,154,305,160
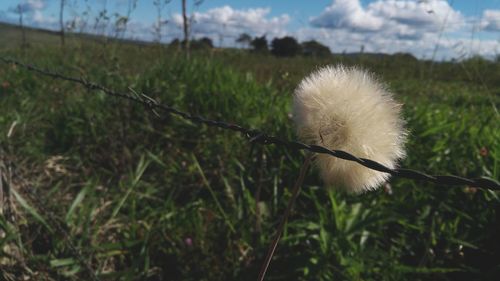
0,23,499,280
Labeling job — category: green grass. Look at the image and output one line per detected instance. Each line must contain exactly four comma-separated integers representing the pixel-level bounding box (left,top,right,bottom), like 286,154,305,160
0,26,499,281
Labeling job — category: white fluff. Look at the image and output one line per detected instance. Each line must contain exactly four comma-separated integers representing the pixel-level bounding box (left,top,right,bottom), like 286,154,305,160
293,65,407,193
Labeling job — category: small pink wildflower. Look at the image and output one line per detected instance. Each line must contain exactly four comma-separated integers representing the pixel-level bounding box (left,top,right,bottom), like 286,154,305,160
479,147,488,157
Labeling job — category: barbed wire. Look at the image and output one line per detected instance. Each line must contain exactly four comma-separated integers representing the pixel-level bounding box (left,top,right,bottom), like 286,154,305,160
1,57,499,191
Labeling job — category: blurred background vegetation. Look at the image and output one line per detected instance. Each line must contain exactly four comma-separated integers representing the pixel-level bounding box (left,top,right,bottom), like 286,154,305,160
0,19,499,281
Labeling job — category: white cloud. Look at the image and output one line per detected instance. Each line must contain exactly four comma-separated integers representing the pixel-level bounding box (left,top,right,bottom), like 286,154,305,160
26,0,45,10
481,10,500,32
311,0,463,37
78,5,290,45
368,0,463,32
9,0,46,14
310,0,384,32
172,6,290,40
295,26,437,57
32,10,56,26
296,25,500,60
306,0,500,59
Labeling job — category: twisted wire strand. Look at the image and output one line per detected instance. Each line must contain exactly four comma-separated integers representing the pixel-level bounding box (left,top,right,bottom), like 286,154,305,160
1,57,499,191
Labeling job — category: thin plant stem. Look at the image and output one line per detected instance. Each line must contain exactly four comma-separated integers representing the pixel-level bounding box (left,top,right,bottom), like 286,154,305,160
257,153,313,281
255,147,264,234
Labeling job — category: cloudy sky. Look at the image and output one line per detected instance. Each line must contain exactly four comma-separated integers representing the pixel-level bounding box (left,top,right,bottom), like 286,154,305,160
1,0,500,59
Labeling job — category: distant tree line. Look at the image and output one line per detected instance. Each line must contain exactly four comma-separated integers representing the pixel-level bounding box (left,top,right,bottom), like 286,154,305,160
167,33,333,57
170,37,213,50
238,33,332,57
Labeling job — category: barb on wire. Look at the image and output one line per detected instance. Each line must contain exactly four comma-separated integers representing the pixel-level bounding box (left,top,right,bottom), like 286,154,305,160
1,57,499,191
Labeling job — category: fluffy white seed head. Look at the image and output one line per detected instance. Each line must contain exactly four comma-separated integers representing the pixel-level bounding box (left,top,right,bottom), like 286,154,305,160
293,65,407,193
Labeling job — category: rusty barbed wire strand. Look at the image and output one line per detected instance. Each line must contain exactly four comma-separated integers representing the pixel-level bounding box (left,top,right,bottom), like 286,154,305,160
1,57,499,191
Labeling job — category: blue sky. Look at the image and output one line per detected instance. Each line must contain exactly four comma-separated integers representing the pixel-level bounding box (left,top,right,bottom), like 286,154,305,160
1,0,499,59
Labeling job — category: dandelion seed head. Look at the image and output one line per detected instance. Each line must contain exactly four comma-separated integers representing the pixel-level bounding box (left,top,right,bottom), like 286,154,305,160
293,65,407,193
